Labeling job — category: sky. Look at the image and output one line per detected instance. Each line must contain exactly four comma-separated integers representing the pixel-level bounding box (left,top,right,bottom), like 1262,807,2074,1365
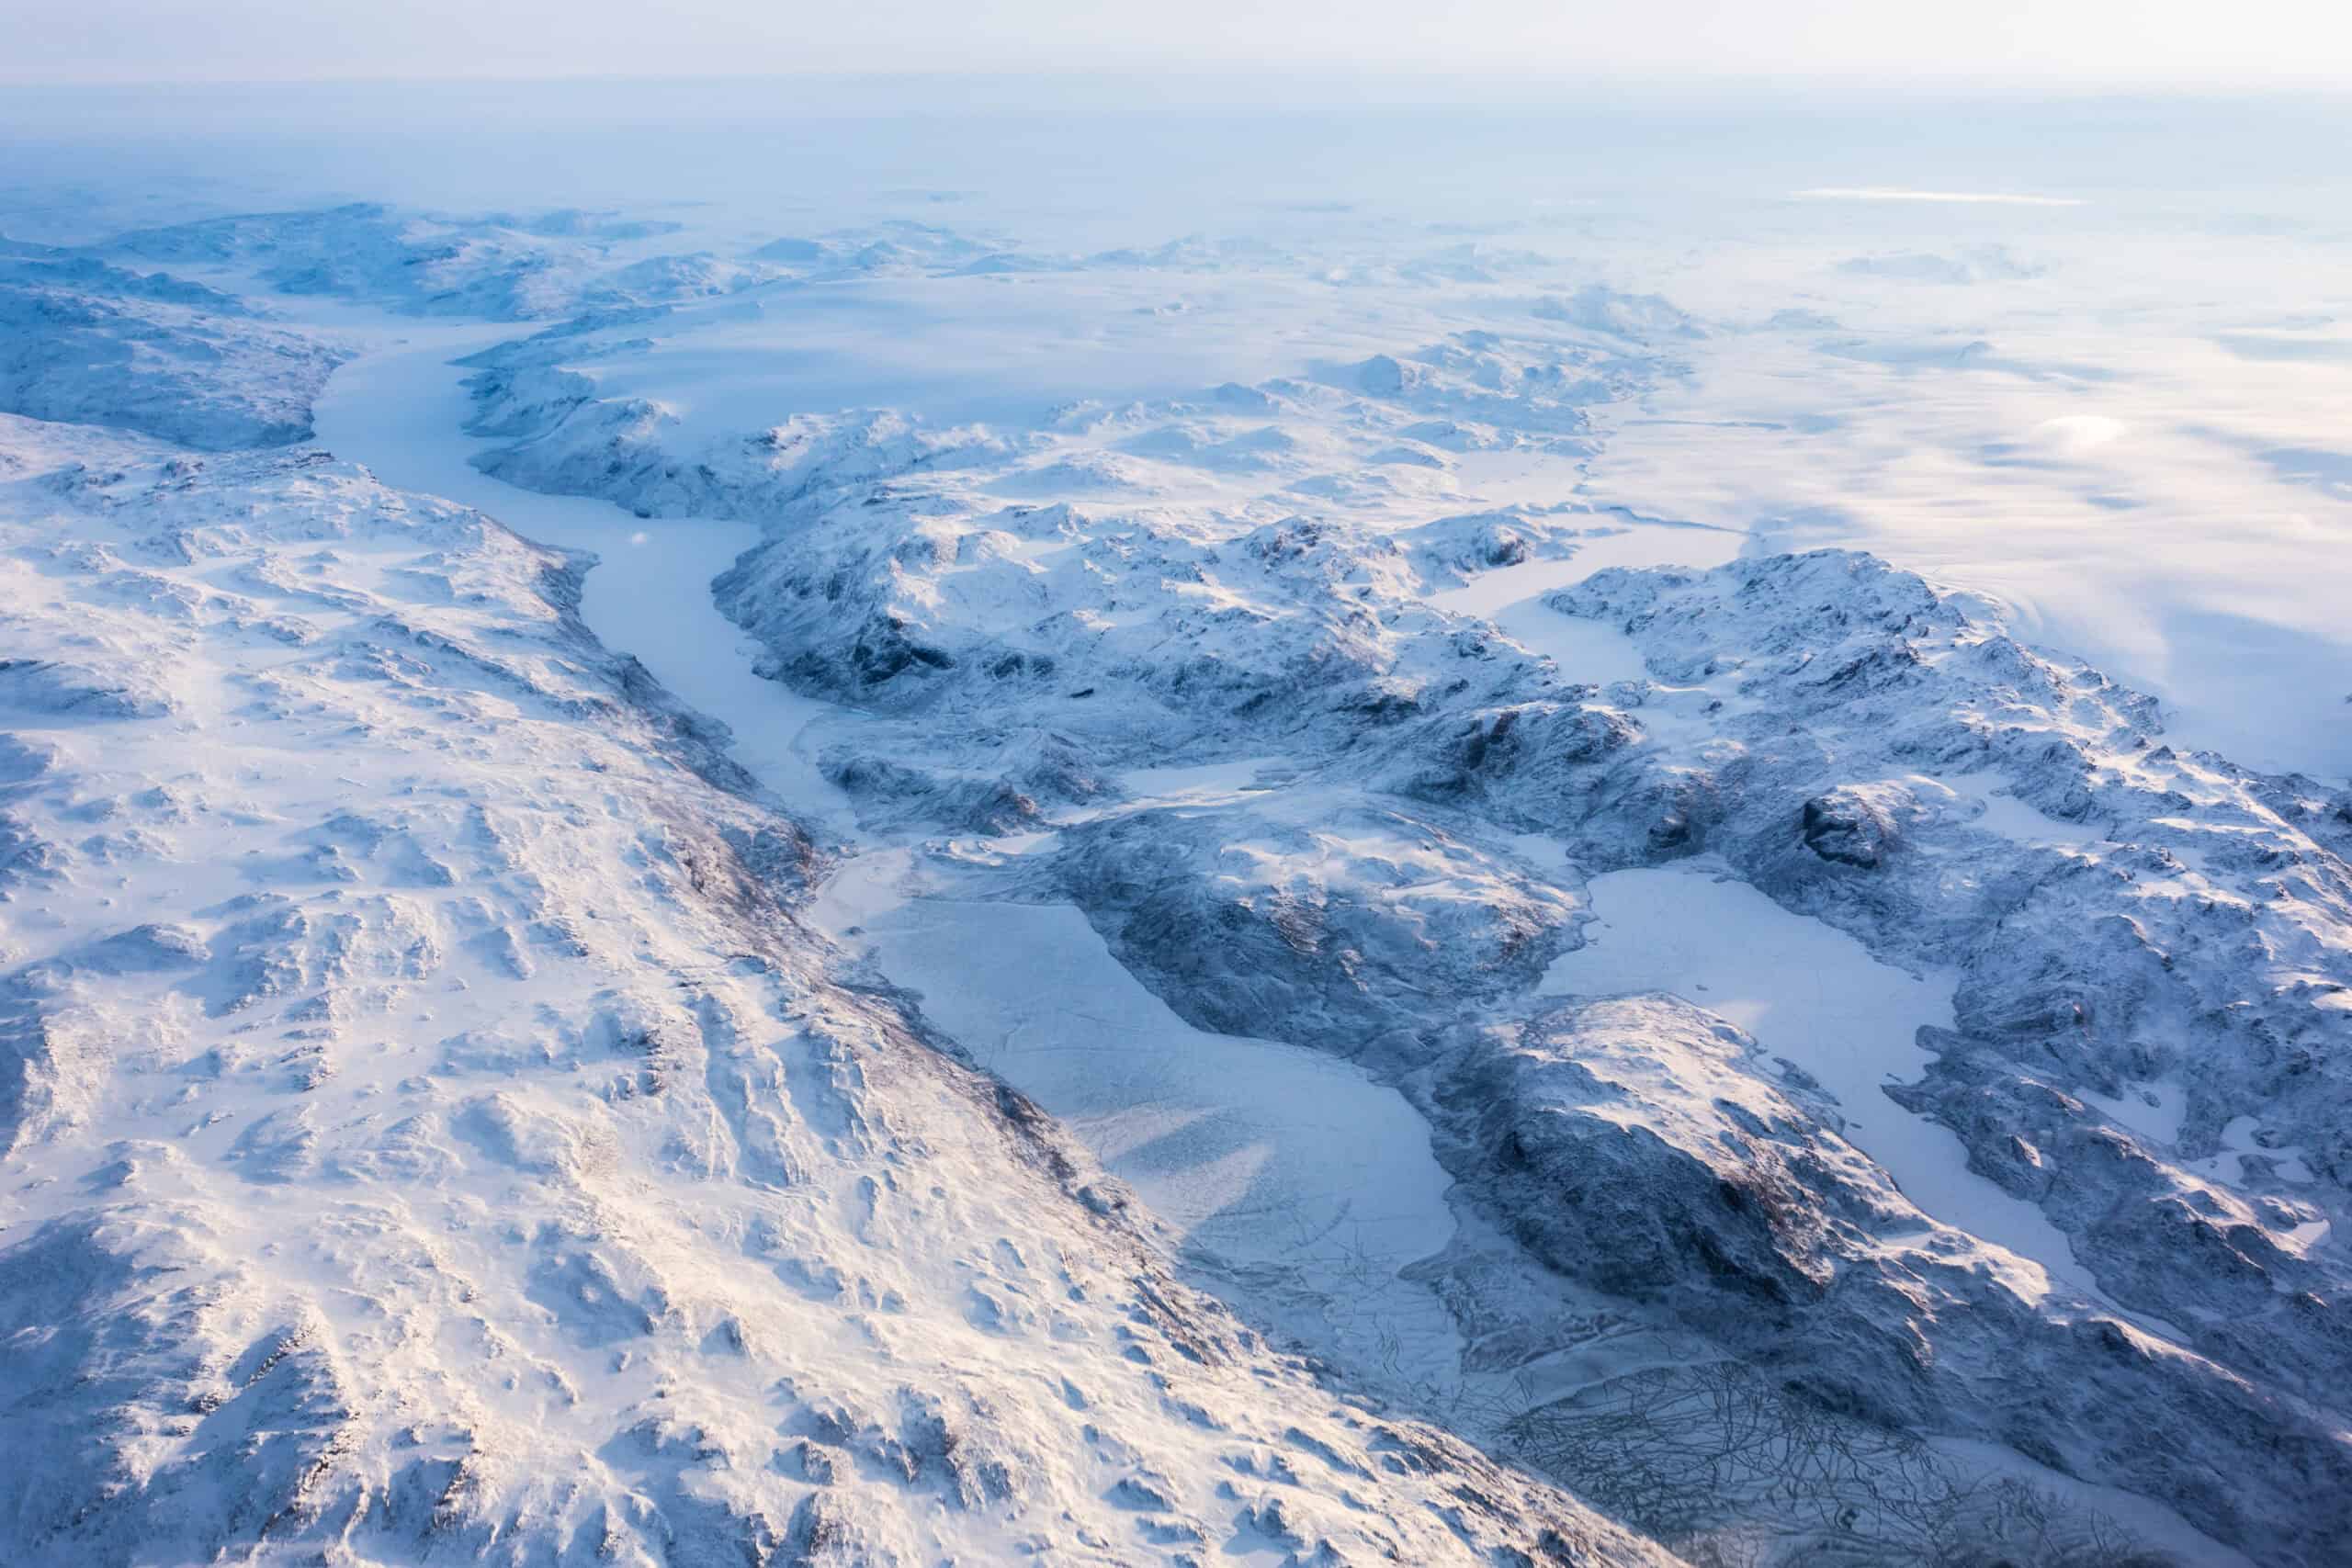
8,0,2352,89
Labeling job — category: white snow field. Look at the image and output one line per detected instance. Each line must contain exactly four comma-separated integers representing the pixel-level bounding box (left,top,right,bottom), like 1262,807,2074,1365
1573,245,2352,779
4,84,2350,1568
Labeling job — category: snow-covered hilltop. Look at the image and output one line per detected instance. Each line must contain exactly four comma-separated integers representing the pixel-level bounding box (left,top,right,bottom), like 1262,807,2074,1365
3,162,2348,1567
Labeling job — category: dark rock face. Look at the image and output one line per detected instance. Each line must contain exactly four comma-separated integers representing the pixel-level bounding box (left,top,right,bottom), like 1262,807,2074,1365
1800,792,1893,868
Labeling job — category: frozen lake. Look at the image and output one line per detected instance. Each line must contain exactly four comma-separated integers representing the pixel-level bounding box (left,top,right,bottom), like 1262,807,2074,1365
1422,519,1745,687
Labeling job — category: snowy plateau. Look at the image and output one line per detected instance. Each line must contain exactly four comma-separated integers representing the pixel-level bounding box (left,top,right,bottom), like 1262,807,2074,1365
2,92,2350,1568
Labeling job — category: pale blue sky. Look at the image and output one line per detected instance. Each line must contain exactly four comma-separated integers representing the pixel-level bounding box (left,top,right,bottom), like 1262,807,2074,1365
9,0,2351,87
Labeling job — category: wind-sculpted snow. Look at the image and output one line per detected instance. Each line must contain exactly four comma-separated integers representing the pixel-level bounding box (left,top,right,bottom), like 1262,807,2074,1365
0,415,1678,1567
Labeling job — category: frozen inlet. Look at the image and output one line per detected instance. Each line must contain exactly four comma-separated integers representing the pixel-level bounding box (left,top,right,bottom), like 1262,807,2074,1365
820,886,1469,1402
1540,859,2098,1304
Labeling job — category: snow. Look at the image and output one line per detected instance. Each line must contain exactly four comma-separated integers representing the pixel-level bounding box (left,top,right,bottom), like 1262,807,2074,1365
1537,859,2097,1302
1919,770,2107,848
569,272,1342,442
311,324,852,824
2076,1080,2191,1146
1575,254,2352,780
7,91,2352,1567
825,890,1466,1397
2193,1114,2319,1187
1116,757,1283,808
320,325,1476,1414
1428,558,1652,686
0,389,1661,1568
1419,514,1749,689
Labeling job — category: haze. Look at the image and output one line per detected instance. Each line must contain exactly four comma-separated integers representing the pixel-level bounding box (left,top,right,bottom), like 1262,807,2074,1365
10,0,2352,88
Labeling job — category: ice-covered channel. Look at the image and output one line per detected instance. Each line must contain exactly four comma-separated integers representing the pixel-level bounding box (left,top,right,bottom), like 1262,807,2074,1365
314,328,1467,1395
312,324,848,818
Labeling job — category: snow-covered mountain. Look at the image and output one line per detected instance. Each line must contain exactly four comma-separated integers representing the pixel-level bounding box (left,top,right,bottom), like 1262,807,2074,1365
4,137,2348,1567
